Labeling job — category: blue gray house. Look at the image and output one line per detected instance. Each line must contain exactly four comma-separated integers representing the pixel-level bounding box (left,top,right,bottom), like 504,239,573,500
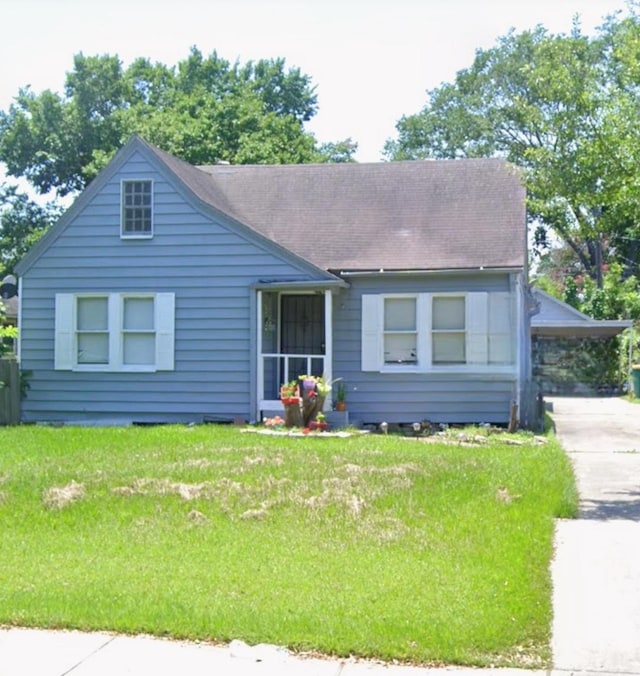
15,136,531,426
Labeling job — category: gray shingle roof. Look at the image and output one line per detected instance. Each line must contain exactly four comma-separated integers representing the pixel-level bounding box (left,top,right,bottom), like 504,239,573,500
145,140,526,272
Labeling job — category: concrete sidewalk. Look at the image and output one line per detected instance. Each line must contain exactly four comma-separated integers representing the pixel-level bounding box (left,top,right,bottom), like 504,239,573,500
0,627,542,676
549,396,640,674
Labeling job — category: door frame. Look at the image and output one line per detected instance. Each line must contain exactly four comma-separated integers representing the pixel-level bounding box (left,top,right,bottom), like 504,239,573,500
256,288,333,420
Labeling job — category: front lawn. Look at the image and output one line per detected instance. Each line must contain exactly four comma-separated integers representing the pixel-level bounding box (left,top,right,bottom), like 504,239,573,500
0,424,576,667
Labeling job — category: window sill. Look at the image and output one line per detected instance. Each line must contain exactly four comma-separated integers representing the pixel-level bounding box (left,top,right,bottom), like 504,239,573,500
379,364,517,375
72,365,157,373
120,234,153,240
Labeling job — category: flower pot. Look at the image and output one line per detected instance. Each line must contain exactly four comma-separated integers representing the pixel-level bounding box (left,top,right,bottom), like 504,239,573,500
336,401,346,412
309,421,328,431
280,385,300,401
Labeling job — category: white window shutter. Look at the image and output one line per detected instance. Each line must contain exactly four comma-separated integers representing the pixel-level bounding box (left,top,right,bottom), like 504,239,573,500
155,293,175,371
361,295,381,371
54,294,74,370
488,292,513,364
466,292,488,364
108,294,121,369
416,293,431,366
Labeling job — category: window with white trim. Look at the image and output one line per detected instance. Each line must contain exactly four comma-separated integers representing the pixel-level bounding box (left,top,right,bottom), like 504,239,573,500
383,296,417,364
121,180,153,237
54,292,175,371
361,291,514,372
432,296,465,364
123,297,155,365
76,296,109,364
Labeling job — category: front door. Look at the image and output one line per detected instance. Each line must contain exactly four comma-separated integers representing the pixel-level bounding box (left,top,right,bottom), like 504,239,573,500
258,289,332,416
280,294,325,381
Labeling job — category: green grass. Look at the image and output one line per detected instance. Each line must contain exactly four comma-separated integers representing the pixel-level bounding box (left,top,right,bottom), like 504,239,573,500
0,425,577,667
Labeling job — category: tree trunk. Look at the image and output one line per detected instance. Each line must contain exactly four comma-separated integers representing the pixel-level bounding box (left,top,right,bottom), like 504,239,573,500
586,238,603,288
623,239,639,280
302,392,325,427
284,403,303,428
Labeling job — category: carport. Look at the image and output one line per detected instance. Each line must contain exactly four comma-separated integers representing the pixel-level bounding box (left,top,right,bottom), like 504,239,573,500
530,288,633,394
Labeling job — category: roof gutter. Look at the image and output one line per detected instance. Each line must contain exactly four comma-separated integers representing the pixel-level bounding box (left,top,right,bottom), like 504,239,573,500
251,278,349,291
335,266,523,277
531,320,632,338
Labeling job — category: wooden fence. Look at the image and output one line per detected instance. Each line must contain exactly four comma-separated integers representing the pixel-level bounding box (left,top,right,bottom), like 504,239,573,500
0,359,20,425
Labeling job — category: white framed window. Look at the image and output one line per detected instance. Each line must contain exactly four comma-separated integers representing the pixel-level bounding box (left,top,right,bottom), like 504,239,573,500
383,296,417,364
122,297,155,365
362,291,514,373
121,180,153,238
432,296,465,364
54,292,174,371
76,296,109,364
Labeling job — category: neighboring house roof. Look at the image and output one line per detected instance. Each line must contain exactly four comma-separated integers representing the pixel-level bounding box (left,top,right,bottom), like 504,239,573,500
144,138,526,273
530,288,632,338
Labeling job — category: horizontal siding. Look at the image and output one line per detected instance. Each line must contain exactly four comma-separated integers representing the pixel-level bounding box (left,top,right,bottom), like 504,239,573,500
20,149,320,424
332,274,518,425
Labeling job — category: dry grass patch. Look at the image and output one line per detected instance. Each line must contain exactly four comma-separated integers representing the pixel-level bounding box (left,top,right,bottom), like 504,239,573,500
107,459,421,524
297,462,420,515
186,509,209,525
42,480,85,509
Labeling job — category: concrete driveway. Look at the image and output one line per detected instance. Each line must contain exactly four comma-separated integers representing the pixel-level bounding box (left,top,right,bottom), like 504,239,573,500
549,396,640,674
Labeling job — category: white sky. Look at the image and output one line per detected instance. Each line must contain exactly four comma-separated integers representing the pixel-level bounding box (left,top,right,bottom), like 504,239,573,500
0,0,629,163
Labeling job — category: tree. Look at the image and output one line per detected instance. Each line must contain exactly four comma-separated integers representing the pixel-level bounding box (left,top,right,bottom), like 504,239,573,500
0,184,60,276
385,9,640,287
0,49,355,198
317,138,358,163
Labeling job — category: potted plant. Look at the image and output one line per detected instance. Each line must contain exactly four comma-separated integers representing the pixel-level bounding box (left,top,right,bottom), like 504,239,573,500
280,381,303,427
280,381,300,406
335,382,347,411
298,374,329,425
309,411,328,432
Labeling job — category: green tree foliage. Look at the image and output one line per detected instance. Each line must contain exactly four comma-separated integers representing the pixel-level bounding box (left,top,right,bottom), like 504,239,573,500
0,49,355,198
535,244,640,322
577,264,640,321
385,8,640,288
0,184,60,276
0,322,18,358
